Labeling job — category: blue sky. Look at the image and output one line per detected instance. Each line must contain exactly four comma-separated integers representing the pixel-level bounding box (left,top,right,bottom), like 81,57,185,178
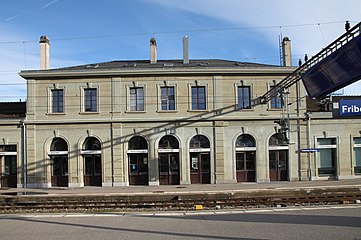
0,0,360,101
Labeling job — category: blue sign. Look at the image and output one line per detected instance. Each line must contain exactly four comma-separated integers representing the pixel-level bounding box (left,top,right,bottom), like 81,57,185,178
339,100,361,116
301,148,320,153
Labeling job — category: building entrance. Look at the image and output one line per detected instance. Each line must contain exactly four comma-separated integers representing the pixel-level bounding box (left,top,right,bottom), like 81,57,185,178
269,133,289,181
51,155,68,187
0,145,17,188
235,134,256,182
190,152,210,184
269,150,288,181
128,136,149,185
158,135,180,185
84,155,102,186
49,138,69,187
189,135,211,184
82,137,102,186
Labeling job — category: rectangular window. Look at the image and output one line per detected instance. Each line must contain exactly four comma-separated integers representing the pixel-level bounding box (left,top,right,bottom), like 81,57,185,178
130,87,144,111
1,145,17,152
161,86,175,110
52,89,64,113
84,88,97,112
354,137,361,175
237,86,251,109
5,156,17,175
270,86,283,109
317,138,337,176
191,86,206,110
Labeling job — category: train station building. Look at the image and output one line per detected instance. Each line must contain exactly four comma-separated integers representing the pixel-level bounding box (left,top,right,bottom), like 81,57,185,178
1,36,360,188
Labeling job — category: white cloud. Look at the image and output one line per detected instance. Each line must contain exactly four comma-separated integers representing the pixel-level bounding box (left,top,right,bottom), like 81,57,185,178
0,27,82,101
152,0,361,96
152,0,360,55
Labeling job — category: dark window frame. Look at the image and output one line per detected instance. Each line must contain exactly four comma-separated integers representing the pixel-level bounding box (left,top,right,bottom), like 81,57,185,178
84,88,97,112
270,85,283,109
52,89,64,113
191,86,206,110
237,86,251,110
130,87,145,111
160,86,176,111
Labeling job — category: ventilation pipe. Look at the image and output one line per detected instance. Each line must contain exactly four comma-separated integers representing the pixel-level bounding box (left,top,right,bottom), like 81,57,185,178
39,36,50,70
150,37,157,64
183,36,189,64
282,37,292,67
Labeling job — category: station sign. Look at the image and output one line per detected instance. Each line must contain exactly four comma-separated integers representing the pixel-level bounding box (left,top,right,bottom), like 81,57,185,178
127,149,148,154
0,152,17,156
236,147,256,151
48,151,68,155
190,148,210,153
158,149,179,153
80,150,101,155
339,100,361,117
269,146,289,150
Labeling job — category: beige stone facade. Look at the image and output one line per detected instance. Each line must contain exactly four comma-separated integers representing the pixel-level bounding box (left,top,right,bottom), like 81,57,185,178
0,105,25,188
2,36,357,189
19,59,310,188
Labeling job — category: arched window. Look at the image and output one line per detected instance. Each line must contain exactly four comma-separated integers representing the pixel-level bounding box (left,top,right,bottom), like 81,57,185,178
236,134,256,148
159,135,179,149
129,136,148,150
50,138,68,151
190,135,210,149
269,133,282,146
83,137,101,150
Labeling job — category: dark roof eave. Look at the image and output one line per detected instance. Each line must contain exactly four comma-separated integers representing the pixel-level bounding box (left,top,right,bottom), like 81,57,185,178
19,67,295,79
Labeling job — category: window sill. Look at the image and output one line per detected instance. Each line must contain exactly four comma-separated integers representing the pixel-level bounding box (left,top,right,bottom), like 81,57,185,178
188,109,209,112
157,110,178,113
125,111,147,113
46,112,66,115
79,111,100,115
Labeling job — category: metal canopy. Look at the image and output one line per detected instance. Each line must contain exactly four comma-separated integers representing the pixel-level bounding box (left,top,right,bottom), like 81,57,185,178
254,22,361,105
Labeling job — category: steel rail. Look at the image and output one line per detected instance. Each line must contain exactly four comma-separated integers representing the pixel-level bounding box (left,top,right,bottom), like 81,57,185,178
1,193,361,213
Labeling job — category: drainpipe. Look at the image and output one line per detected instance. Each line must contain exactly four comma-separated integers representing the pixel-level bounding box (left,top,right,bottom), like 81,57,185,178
212,122,217,184
306,112,312,180
20,119,27,189
110,123,114,186
212,76,217,184
296,81,301,181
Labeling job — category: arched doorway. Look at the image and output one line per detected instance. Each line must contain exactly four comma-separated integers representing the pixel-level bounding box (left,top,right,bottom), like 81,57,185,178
0,145,17,188
235,134,256,182
189,135,211,184
269,133,289,181
128,136,148,185
158,135,180,185
82,137,102,186
48,138,68,187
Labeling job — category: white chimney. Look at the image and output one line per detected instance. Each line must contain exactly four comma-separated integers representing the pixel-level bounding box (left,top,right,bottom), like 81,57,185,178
183,36,189,64
282,37,292,67
39,36,50,70
150,37,157,64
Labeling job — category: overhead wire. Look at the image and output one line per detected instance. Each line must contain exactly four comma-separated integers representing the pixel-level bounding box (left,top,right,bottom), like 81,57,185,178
0,20,351,45
0,20,353,102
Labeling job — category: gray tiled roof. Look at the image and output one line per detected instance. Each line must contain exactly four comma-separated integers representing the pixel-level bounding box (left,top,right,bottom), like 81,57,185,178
0,102,26,118
49,59,281,71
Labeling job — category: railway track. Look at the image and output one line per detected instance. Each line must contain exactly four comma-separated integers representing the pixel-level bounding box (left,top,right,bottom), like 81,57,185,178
1,191,361,213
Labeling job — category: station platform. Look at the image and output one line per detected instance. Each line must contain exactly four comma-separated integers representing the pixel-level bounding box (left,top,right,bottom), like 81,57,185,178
1,179,361,197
